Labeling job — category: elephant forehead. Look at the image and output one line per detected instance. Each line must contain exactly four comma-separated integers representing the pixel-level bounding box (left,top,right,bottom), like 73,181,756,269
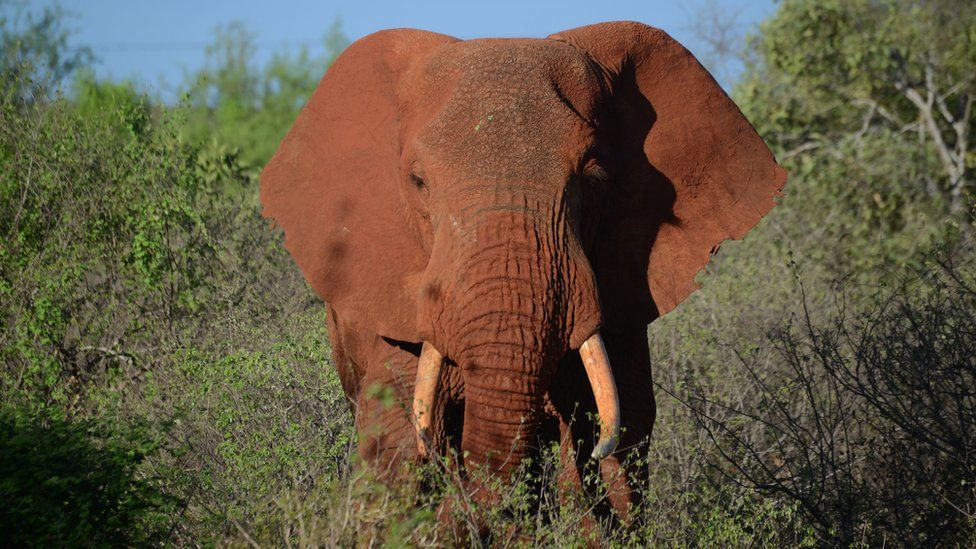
415,39,601,182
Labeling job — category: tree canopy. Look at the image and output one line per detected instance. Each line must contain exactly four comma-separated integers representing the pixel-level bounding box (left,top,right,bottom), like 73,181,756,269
181,20,348,169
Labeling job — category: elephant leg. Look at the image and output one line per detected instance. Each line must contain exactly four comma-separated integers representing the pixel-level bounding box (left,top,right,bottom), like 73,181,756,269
326,306,362,411
598,325,656,521
555,411,584,495
554,411,604,545
354,338,424,475
549,354,611,524
549,326,655,522
327,312,423,474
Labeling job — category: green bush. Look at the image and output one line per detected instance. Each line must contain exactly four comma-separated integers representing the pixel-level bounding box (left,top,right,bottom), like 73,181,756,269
1,35,350,542
0,410,175,546
0,89,238,416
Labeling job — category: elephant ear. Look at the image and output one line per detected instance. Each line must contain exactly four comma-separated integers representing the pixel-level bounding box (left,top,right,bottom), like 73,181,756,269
550,22,786,326
261,29,457,341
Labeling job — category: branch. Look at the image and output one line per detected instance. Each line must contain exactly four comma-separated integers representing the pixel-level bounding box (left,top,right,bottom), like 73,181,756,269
899,81,964,185
780,141,821,161
853,98,905,129
77,344,136,366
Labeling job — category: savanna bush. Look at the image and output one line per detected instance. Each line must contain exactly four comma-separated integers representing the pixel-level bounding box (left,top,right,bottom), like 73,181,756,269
687,248,975,546
0,66,352,543
0,409,175,546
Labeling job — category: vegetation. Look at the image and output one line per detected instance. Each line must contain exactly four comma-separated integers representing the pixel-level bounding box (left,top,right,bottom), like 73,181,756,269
0,0,973,545
181,20,346,169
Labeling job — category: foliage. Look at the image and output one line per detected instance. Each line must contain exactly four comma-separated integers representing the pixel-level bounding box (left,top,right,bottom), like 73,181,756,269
181,20,348,170
738,0,975,233
71,70,152,135
1,89,223,415
678,251,976,546
0,7,352,543
0,0,93,103
226,438,818,547
641,1,976,545
0,409,175,547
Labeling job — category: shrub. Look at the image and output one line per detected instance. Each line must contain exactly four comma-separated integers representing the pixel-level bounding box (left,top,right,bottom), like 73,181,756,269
0,409,175,546
683,248,976,545
0,58,348,543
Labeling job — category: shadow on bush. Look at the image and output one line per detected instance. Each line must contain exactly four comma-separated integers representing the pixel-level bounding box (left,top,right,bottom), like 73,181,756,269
0,410,177,546
684,247,976,546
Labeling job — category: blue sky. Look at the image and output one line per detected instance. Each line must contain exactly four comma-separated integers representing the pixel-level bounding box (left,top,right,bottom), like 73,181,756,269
53,0,777,100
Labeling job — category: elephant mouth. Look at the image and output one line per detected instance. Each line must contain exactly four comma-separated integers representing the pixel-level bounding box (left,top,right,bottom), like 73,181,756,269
411,331,620,462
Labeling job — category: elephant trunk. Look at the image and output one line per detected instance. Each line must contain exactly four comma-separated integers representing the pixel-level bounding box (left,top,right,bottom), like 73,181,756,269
412,331,621,466
414,203,614,480
456,309,552,476
451,212,564,478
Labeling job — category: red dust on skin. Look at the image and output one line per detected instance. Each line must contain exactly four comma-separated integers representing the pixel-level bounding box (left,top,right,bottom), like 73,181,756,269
260,21,786,521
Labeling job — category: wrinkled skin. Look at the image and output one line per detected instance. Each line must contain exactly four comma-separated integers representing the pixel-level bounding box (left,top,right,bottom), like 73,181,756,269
261,21,786,520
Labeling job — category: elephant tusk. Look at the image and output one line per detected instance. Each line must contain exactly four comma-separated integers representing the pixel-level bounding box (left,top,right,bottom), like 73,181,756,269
579,332,621,460
413,342,444,458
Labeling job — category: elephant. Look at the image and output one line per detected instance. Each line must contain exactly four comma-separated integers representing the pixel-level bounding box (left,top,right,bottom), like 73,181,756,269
261,21,786,521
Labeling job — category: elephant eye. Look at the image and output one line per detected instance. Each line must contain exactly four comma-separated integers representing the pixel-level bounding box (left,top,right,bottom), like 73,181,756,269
410,172,431,201
410,173,427,189
568,164,609,252
583,165,608,185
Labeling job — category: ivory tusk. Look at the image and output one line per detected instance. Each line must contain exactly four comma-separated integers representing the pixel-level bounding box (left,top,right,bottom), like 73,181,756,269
579,332,621,460
413,342,444,458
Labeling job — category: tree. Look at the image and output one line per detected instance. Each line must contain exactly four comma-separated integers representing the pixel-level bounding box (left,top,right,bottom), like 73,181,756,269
738,0,975,218
0,0,93,103
683,0,747,90
181,20,348,170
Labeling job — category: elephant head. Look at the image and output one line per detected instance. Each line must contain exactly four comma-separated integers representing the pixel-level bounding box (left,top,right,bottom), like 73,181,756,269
261,22,785,485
